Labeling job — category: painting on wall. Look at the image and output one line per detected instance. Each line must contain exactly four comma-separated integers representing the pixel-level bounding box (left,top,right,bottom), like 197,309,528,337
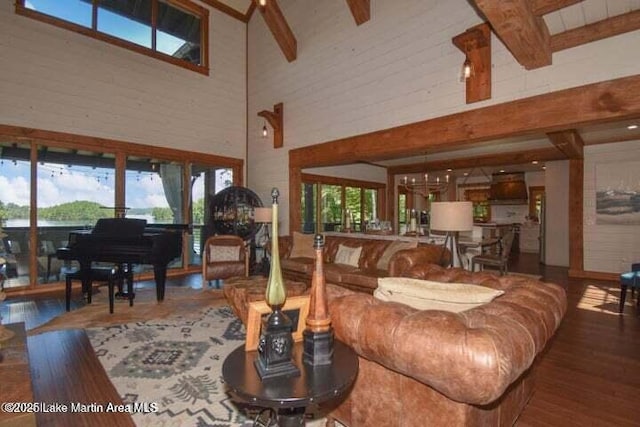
595,161,640,225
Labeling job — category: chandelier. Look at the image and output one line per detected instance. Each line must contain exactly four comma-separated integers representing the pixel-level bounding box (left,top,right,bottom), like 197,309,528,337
401,173,450,198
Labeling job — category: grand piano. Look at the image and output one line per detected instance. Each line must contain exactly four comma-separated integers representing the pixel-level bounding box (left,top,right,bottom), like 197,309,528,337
57,218,187,302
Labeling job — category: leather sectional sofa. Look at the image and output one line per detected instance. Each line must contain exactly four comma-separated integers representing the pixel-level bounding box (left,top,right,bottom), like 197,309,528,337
325,263,567,426
277,233,450,293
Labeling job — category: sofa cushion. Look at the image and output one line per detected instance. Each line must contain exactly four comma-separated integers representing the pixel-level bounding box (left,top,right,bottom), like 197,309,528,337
281,257,315,274
334,244,362,267
325,263,360,283
376,240,418,270
289,232,316,259
208,245,240,262
341,269,387,290
374,277,504,313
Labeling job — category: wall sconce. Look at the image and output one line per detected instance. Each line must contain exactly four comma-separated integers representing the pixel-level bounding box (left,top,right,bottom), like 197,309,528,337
460,56,473,82
258,102,283,149
452,23,491,104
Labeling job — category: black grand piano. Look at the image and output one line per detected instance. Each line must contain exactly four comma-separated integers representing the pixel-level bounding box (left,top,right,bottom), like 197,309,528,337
57,218,187,302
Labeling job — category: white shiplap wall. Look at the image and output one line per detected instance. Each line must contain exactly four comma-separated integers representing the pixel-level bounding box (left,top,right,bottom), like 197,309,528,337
247,0,640,233
247,0,640,256
584,141,640,274
0,2,246,158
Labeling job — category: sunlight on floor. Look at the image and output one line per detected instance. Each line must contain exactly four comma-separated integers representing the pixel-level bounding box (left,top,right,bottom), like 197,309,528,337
577,283,627,315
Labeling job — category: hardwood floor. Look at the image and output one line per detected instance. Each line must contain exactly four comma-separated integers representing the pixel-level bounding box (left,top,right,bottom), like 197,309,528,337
1,261,639,426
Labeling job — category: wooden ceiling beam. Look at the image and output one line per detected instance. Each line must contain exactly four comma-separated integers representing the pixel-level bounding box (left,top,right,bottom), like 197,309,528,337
289,74,640,168
387,147,565,175
345,0,370,26
256,0,297,62
531,0,584,16
473,0,551,69
452,23,492,103
550,10,640,52
547,129,584,159
199,0,249,22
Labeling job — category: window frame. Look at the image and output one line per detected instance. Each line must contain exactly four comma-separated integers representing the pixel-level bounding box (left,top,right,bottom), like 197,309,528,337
15,0,210,75
0,126,243,292
301,173,385,233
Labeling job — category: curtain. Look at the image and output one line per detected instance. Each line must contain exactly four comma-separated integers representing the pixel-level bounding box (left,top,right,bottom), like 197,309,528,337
160,163,183,223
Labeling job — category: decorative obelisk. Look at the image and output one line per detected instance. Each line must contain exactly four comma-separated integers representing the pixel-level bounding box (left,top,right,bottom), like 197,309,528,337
254,188,300,380
303,234,334,366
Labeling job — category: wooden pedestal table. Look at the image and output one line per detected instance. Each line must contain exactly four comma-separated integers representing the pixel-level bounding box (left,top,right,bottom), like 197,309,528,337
222,340,358,426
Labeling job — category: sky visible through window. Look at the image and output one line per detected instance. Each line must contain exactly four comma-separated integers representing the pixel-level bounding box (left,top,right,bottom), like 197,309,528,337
26,0,185,55
0,161,207,211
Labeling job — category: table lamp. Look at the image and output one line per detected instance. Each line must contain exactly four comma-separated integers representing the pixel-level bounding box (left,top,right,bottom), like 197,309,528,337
254,188,300,380
430,201,473,268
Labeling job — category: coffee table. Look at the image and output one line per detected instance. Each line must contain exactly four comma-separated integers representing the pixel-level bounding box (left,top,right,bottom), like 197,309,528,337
222,340,358,427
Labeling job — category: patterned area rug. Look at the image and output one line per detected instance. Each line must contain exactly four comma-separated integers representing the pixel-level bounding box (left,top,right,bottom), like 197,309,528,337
86,306,335,427
87,305,253,427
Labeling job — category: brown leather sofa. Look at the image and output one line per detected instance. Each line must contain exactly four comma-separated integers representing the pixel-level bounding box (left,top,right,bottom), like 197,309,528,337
278,234,449,293
326,263,567,426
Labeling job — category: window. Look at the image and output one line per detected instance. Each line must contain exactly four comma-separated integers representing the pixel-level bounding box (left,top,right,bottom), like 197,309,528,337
0,134,241,292
300,174,384,233
463,188,491,222
16,0,209,74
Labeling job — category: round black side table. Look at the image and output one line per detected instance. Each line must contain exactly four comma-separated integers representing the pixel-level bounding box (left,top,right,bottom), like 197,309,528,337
222,340,358,426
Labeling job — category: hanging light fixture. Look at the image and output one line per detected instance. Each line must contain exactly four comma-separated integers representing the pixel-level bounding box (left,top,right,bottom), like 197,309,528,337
258,0,267,6
262,122,268,138
401,155,450,198
460,55,473,82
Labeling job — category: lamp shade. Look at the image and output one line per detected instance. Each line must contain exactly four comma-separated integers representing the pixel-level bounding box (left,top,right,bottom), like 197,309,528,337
430,201,473,232
254,207,272,223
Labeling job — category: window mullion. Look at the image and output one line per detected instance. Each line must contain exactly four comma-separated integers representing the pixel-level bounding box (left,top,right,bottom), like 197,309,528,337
92,0,98,31
152,0,158,52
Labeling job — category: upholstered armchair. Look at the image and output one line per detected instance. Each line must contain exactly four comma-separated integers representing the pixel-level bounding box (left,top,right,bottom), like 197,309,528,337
202,235,249,287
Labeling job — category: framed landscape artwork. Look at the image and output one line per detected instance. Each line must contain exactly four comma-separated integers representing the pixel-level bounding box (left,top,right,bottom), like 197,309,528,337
595,161,640,225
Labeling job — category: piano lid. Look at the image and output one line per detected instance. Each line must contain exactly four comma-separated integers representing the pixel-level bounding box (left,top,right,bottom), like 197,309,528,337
93,218,147,236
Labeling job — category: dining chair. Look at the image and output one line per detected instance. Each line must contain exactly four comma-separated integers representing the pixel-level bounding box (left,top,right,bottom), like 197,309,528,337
470,230,515,275
619,263,640,314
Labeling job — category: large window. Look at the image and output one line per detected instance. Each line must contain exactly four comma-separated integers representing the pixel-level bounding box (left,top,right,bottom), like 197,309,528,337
0,142,31,289
300,174,384,233
16,0,209,74
0,134,241,292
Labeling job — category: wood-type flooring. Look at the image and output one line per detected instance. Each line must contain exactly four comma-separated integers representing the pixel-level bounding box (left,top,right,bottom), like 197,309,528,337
1,254,639,426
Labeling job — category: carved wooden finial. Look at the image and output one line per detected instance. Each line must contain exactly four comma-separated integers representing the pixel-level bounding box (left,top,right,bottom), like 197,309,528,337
305,234,331,333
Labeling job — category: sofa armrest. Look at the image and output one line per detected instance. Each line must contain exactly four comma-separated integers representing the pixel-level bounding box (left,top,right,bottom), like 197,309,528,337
328,279,566,405
388,245,451,276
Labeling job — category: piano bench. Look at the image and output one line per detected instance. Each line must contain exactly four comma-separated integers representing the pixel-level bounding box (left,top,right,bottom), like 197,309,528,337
65,266,133,314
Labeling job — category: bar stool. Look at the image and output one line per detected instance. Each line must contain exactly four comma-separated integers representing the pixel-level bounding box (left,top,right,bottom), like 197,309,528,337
65,265,133,314
619,263,640,314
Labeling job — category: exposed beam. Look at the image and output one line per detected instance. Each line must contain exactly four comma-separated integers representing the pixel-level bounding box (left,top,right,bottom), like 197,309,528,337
547,129,584,159
531,0,584,16
289,75,640,169
473,0,551,69
550,10,640,52
387,147,565,176
568,158,584,275
452,23,492,103
199,0,248,23
258,102,284,148
345,0,370,26
256,0,297,62
244,1,257,22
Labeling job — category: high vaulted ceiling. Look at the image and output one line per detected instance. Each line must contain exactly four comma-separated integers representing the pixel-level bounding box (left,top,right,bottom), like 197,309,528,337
205,0,640,177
